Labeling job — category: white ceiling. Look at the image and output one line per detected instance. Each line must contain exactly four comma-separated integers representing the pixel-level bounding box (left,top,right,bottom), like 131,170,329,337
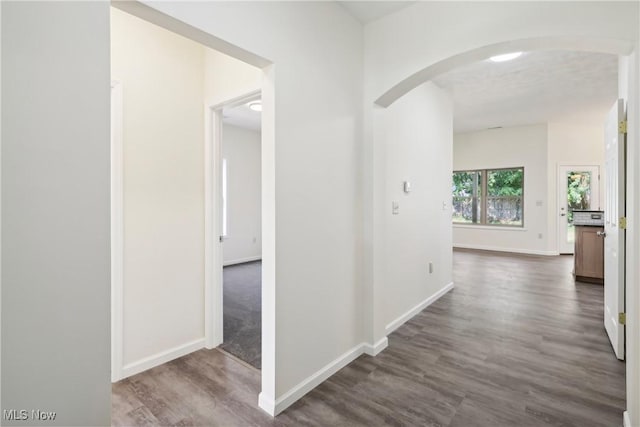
222,51,617,137
223,102,261,132
432,50,618,133
335,3,618,133
337,1,415,24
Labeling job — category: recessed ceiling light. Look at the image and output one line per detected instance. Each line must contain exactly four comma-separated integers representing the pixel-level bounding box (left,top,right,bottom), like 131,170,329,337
247,101,262,112
489,52,523,62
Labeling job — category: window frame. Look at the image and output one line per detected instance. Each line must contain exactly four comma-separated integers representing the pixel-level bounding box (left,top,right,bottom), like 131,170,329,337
452,166,525,228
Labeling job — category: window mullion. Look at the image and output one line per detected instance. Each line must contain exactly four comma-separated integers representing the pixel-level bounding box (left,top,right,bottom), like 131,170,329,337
481,170,488,225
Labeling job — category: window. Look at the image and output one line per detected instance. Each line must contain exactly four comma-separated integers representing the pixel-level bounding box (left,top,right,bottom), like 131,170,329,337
452,171,482,224
452,167,524,226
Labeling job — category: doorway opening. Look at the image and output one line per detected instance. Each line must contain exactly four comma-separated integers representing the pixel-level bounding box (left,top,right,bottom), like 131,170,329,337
109,3,275,421
207,93,263,369
557,165,601,255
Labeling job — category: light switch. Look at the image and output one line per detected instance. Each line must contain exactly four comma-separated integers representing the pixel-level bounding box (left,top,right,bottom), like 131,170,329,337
392,201,400,215
403,181,411,194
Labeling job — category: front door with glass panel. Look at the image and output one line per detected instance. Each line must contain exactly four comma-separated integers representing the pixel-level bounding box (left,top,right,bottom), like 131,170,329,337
558,165,600,254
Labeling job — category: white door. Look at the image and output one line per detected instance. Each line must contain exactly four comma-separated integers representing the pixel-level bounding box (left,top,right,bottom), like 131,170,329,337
604,98,626,360
557,165,600,254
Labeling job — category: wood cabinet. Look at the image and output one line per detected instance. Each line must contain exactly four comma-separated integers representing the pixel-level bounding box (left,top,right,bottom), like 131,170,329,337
574,226,604,284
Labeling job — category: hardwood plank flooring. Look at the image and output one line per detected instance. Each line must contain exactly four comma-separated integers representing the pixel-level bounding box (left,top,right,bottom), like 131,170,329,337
112,249,625,426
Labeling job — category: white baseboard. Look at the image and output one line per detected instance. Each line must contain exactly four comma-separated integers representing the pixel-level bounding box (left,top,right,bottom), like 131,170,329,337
385,282,454,335
623,411,631,427
264,342,371,416
453,244,558,256
258,392,276,416
223,256,262,266
119,338,205,380
261,281,457,417
363,337,388,356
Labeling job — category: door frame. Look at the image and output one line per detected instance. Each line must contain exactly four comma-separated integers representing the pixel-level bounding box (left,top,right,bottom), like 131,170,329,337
556,163,601,254
111,80,124,382
110,1,277,411
204,89,261,349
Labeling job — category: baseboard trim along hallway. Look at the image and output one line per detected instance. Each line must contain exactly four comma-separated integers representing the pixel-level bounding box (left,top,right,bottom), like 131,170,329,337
363,337,389,356
120,338,205,380
260,282,453,416
259,342,369,416
385,282,454,335
453,244,558,256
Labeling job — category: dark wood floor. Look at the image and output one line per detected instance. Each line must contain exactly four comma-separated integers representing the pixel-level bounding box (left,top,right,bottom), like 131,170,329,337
112,249,626,426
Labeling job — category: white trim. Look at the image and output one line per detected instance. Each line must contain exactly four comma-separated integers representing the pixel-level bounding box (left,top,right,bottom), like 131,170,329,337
223,256,262,267
257,393,276,417
363,337,388,356
385,282,454,335
111,1,270,70
623,411,631,427
454,224,528,232
121,338,205,379
263,342,369,416
204,89,261,350
258,283,455,416
209,89,262,112
204,106,221,349
453,244,558,257
0,2,3,409
110,80,124,383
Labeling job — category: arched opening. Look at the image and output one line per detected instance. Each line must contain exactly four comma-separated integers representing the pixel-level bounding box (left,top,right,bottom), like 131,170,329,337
375,36,634,108
369,34,637,426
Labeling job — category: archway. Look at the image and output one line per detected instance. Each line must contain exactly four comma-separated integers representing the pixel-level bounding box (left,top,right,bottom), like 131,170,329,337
370,33,638,427
375,36,634,107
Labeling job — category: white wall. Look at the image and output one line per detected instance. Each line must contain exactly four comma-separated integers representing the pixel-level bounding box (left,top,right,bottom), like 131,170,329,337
111,8,206,371
453,125,549,254
222,124,262,265
452,122,606,255
1,2,111,425
205,49,262,106
547,122,605,253
377,82,453,335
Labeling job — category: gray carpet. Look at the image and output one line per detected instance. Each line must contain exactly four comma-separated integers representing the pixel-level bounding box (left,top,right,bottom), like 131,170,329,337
220,261,261,369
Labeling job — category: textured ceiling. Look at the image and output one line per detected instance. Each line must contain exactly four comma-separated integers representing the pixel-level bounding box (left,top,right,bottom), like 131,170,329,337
221,51,617,135
432,50,618,133
337,1,416,24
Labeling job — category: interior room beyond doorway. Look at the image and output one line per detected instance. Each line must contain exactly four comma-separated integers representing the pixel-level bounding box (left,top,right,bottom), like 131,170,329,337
110,3,264,386
219,100,263,369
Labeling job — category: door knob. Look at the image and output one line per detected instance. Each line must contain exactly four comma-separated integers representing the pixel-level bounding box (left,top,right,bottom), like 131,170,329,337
597,231,606,237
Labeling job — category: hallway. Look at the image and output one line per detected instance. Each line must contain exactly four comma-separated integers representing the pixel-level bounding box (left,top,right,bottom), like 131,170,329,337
112,249,625,426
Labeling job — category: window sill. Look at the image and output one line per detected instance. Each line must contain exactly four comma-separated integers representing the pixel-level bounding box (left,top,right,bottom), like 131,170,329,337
453,224,527,231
